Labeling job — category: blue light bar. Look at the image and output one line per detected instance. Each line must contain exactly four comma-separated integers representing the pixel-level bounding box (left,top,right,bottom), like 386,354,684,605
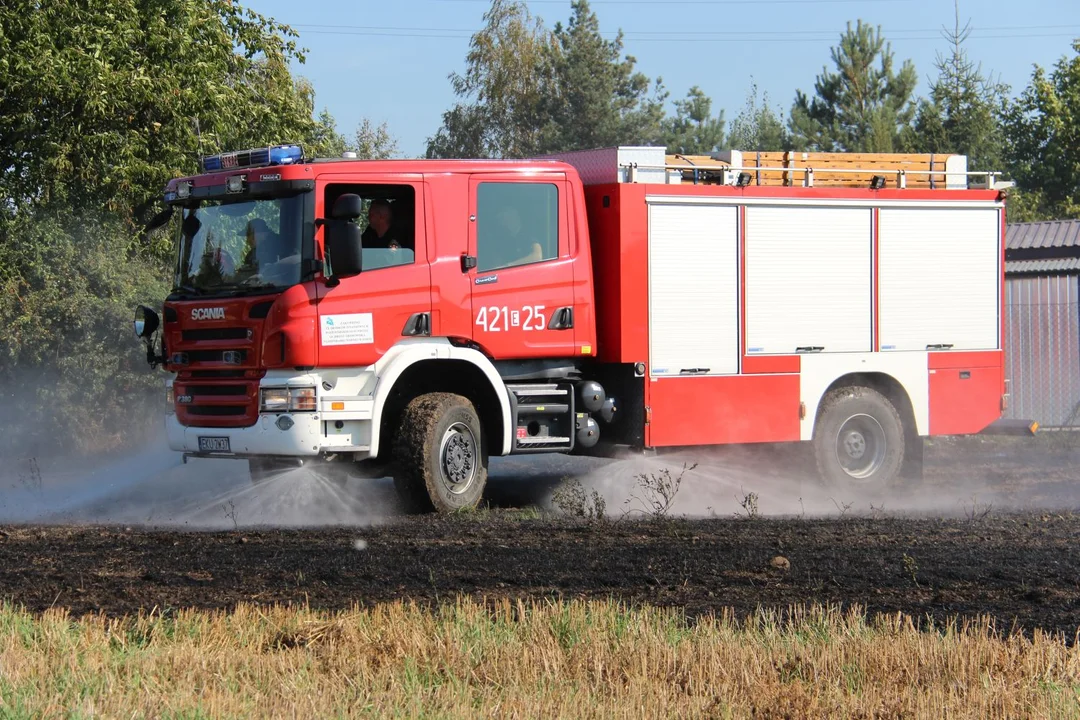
200,144,304,173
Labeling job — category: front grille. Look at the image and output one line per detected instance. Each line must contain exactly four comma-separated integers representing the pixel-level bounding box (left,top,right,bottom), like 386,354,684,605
189,370,247,379
186,349,248,363
181,384,246,397
175,376,260,428
186,406,248,417
182,328,250,341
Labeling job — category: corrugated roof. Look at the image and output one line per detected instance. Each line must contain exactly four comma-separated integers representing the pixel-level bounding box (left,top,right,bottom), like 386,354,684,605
1006,257,1080,274
1006,220,1080,250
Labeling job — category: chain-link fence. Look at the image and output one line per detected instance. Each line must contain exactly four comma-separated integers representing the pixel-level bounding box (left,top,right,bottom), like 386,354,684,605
1004,275,1080,428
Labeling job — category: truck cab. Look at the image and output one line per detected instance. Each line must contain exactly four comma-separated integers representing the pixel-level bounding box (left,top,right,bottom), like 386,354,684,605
135,145,602,511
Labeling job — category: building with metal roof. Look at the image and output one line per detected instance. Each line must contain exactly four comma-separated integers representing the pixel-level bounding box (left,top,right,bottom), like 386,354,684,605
1003,219,1080,428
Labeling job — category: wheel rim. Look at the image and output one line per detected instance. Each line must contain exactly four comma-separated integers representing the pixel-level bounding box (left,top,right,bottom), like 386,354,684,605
833,413,887,479
439,422,478,495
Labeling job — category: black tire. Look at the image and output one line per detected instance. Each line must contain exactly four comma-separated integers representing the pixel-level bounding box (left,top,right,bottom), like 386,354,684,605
392,392,488,513
813,386,905,491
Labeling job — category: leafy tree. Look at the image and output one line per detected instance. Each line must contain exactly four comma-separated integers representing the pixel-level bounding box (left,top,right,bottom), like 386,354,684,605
539,0,667,152
310,109,400,160
911,5,1009,171
0,1,351,458
352,118,400,159
789,20,918,152
662,87,726,155
0,0,324,229
426,0,667,157
0,210,169,457
727,81,791,151
426,0,551,158
1004,40,1080,220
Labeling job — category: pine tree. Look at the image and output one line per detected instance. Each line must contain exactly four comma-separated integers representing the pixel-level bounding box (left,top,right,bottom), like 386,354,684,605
789,20,918,152
910,1,1008,171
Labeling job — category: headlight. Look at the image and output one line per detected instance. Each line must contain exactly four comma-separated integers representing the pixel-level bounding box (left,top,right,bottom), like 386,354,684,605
260,387,316,413
260,388,290,413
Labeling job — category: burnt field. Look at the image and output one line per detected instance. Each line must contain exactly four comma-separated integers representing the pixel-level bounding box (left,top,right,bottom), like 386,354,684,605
1,435,1079,634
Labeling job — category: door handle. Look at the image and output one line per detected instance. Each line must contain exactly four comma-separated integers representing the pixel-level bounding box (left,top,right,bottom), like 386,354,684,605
926,343,954,350
547,306,574,330
401,312,431,337
796,346,824,353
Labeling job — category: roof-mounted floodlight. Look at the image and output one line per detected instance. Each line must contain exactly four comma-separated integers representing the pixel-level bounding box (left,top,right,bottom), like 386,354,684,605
736,172,753,187
870,175,887,190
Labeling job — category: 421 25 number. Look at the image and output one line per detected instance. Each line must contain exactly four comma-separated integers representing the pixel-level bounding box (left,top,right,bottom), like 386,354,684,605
475,305,547,333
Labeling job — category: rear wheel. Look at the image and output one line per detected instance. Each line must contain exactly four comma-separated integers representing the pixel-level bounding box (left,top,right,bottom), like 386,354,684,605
813,386,905,492
393,393,488,513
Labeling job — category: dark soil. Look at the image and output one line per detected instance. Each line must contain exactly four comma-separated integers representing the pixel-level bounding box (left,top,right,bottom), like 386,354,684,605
1,434,1079,636
1,512,1079,637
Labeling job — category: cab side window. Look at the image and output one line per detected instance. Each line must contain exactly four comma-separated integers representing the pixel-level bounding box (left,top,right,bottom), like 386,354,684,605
324,183,416,270
476,183,559,273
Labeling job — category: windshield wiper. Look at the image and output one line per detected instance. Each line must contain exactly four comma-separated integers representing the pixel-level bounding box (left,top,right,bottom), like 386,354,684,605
226,283,282,297
173,283,206,296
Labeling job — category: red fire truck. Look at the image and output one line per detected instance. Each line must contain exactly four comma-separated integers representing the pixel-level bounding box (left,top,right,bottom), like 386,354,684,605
134,144,1010,512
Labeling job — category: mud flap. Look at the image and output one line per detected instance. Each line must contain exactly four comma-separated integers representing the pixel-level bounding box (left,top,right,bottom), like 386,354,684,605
979,419,1040,436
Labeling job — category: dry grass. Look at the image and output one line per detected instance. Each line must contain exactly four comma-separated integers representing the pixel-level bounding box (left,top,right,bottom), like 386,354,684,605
0,598,1078,718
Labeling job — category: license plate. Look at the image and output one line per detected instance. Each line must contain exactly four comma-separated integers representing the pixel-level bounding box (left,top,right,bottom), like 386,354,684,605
198,436,231,453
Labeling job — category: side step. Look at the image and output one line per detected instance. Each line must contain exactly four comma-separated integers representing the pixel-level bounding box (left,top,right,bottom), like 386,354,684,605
507,383,575,454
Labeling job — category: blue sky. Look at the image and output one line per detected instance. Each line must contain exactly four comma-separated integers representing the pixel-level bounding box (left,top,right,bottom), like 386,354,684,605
244,0,1080,158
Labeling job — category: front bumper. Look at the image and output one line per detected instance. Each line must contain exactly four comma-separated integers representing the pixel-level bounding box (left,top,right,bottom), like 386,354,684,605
165,368,377,458
166,412,325,457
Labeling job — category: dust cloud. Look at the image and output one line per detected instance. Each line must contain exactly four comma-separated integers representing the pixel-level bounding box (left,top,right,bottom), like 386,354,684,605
559,436,1080,520
1,430,1078,528
0,433,399,529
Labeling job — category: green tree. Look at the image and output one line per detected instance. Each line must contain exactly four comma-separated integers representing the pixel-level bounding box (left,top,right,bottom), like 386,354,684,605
727,81,791,151
911,5,1009,171
1004,40,1080,220
789,20,918,152
539,0,667,151
0,0,324,228
352,118,400,159
0,210,169,457
0,0,344,458
426,0,551,158
426,0,667,157
662,87,726,155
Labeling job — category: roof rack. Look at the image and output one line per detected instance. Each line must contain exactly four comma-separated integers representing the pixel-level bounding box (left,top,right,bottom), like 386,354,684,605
541,146,1010,190
655,150,1009,190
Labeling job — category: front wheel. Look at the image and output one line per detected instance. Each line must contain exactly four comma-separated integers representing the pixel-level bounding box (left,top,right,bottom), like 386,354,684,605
813,386,905,492
393,393,488,513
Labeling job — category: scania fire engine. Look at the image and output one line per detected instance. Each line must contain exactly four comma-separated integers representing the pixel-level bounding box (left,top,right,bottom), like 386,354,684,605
133,144,1010,512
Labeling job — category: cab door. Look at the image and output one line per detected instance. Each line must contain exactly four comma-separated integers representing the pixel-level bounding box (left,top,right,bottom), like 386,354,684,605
314,175,431,367
467,175,577,358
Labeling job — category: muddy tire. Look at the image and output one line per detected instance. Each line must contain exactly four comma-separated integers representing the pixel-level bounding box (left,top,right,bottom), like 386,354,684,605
247,458,301,486
813,386,905,492
392,393,488,513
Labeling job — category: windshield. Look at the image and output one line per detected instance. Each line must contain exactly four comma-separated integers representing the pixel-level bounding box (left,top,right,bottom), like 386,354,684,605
175,196,305,296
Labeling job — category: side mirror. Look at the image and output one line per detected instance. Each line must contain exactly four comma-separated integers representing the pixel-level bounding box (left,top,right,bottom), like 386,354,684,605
143,207,174,234
331,193,364,220
134,305,160,339
322,193,364,287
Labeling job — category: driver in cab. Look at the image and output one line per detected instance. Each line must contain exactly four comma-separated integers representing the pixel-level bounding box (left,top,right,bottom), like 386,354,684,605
243,218,284,267
362,198,408,250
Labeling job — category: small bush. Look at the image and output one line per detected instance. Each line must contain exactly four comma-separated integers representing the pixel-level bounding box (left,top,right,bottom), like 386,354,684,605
551,478,606,520
624,463,696,520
